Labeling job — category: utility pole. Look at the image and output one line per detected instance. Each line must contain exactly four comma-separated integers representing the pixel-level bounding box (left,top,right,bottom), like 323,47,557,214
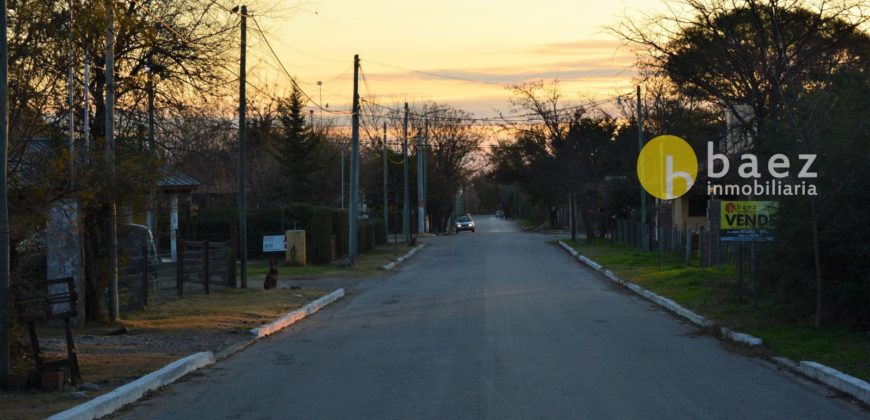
0,0,10,388
636,85,647,251
147,57,156,235
402,103,410,241
416,131,424,236
422,118,428,233
382,122,388,236
83,57,89,163
106,0,119,321
340,148,344,209
67,4,75,181
237,5,248,288
348,54,360,262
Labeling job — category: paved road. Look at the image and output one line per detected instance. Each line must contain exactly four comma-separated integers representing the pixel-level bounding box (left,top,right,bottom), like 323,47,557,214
120,216,866,419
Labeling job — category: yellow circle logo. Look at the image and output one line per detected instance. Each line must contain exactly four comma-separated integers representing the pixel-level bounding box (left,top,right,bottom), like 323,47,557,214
636,135,698,200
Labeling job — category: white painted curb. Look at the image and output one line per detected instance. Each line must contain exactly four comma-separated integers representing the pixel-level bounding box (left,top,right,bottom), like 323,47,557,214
559,241,870,406
557,240,745,335
48,352,215,420
797,361,870,405
250,288,345,338
382,243,426,270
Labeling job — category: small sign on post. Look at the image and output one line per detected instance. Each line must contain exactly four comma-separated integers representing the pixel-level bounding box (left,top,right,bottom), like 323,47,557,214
720,200,777,242
262,235,287,253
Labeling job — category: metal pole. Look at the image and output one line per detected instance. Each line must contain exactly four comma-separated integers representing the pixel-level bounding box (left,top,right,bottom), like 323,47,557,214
105,0,119,322
0,0,9,387
238,5,248,288
636,85,647,251
348,54,360,262
383,122,388,234
402,103,409,241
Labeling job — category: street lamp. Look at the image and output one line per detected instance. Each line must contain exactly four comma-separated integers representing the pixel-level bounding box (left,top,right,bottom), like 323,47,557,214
316,80,322,128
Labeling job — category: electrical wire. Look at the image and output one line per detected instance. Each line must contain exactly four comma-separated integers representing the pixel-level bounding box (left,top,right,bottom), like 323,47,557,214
251,15,351,115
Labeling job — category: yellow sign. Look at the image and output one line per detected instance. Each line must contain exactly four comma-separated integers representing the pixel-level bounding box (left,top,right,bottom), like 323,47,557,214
636,135,698,200
721,201,777,230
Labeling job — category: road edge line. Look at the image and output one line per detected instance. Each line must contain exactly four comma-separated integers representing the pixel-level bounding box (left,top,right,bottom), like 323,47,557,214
382,243,427,270
47,352,215,420
558,240,870,406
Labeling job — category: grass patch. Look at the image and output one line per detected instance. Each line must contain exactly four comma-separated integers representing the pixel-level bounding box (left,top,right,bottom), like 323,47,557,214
514,218,543,230
124,287,326,332
563,238,870,382
246,242,418,279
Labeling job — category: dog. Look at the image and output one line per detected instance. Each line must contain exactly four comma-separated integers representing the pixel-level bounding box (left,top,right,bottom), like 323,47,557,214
263,258,278,289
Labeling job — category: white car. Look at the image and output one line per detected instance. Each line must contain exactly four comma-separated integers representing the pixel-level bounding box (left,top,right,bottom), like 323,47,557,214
455,215,475,233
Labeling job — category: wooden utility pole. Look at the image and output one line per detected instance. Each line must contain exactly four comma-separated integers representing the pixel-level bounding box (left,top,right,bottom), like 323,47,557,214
83,58,89,163
402,103,409,241
237,5,248,288
105,0,119,321
636,86,647,251
348,54,360,262
147,57,156,234
0,0,10,387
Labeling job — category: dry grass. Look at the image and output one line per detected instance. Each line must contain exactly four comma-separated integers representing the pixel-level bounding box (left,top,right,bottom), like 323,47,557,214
246,242,417,279
2,286,328,419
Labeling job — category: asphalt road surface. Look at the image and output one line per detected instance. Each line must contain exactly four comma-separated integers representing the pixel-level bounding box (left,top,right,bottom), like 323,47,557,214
119,216,866,419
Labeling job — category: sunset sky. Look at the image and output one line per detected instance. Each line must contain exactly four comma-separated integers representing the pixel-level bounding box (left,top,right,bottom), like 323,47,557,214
246,0,668,121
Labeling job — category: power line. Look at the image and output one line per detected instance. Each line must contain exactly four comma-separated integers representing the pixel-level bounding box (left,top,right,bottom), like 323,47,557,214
250,15,350,115
362,59,508,87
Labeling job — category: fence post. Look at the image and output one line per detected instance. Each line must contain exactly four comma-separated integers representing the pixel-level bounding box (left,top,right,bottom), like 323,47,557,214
176,235,185,299
141,245,149,309
698,227,705,267
685,227,692,265
203,240,210,295
228,246,236,287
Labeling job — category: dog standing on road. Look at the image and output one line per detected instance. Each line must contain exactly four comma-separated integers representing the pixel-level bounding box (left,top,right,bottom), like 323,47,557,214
263,258,278,289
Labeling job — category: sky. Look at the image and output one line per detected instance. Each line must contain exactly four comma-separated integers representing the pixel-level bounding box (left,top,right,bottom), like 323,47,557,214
246,0,668,121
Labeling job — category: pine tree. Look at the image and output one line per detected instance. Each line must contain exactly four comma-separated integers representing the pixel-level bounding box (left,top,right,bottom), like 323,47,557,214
272,86,321,203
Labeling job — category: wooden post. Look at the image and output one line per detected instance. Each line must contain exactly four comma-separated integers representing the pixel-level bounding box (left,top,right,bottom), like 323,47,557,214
685,226,691,265
141,245,149,309
176,233,184,299
228,246,236,287
203,240,210,295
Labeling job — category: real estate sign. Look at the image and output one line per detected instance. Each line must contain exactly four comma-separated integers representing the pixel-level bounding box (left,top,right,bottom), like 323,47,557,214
720,200,777,242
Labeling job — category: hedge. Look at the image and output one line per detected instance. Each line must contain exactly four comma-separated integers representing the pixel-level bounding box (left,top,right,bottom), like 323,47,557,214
196,204,387,263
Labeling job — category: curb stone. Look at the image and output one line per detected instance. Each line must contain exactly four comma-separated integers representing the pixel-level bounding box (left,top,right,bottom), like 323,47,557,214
557,240,745,334
250,288,346,338
558,240,870,407
382,243,427,270
47,352,215,420
51,288,346,419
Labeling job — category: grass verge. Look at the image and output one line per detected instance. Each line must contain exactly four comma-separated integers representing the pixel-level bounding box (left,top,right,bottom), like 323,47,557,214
563,238,870,383
1,287,327,419
246,241,419,279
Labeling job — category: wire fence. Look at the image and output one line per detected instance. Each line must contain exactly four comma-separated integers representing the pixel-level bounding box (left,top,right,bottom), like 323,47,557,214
118,240,235,313
614,219,740,268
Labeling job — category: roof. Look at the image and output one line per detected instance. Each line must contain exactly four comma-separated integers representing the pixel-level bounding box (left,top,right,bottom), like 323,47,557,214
158,168,200,191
